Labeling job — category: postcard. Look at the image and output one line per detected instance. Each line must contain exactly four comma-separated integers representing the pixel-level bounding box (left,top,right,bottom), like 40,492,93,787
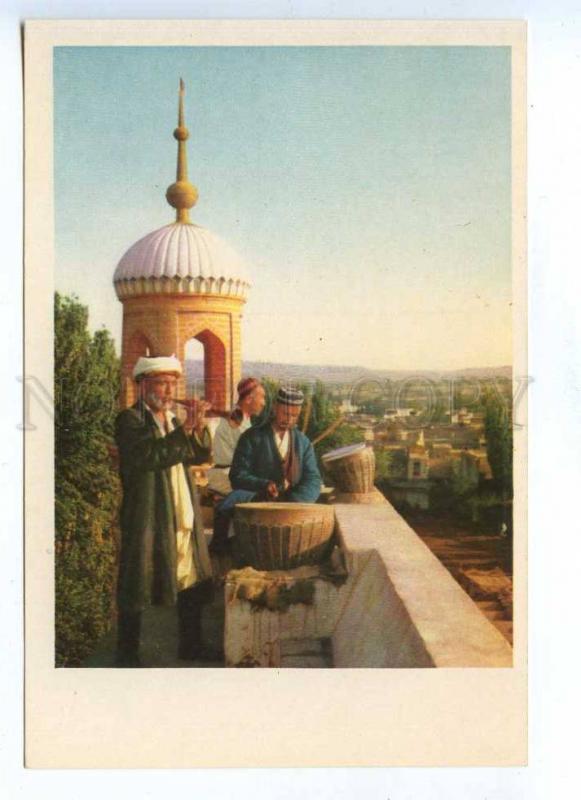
24,19,527,767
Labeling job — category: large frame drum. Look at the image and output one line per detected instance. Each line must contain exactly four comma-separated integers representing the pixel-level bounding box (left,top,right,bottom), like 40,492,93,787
232,502,335,571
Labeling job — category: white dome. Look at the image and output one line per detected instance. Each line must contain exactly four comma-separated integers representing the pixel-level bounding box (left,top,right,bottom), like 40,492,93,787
113,222,250,299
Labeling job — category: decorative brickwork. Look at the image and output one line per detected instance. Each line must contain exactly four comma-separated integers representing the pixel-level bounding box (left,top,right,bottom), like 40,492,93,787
119,294,245,409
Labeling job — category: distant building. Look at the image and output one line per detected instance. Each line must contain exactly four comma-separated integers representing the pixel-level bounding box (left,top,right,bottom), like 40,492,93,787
407,430,430,480
431,441,453,456
458,408,473,426
379,415,493,512
382,428,431,508
384,407,415,420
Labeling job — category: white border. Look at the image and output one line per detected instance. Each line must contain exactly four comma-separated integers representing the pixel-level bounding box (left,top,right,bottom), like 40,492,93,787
3,0,580,797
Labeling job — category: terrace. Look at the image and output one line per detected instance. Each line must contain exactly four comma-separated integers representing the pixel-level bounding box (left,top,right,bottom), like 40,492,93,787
84,494,512,669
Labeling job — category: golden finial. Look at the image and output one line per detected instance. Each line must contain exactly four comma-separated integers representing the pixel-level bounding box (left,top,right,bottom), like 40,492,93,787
166,78,198,223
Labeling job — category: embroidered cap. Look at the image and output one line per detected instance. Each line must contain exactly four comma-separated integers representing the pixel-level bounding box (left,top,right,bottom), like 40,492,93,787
237,377,260,402
275,386,304,406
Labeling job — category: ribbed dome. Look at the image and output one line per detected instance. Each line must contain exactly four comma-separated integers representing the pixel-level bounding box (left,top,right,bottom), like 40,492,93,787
113,222,250,299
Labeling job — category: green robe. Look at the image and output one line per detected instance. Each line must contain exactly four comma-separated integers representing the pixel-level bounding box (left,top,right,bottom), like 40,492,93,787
114,401,212,613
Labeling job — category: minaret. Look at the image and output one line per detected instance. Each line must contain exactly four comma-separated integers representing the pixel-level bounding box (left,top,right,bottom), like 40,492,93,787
114,80,250,409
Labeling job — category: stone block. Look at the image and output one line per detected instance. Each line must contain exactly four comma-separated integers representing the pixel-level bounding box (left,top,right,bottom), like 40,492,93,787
280,638,325,657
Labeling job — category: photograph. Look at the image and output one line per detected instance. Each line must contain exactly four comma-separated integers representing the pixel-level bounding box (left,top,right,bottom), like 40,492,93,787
53,43,517,670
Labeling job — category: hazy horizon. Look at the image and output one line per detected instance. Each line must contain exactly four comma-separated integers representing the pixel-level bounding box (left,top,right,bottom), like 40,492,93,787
184,354,511,373
55,46,512,371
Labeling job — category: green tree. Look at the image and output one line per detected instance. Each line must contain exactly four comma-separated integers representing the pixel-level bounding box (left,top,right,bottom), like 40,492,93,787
55,293,121,666
450,458,479,498
484,391,513,500
298,381,362,461
373,448,393,482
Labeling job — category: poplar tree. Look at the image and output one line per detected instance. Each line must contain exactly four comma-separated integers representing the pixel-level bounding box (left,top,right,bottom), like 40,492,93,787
484,392,513,500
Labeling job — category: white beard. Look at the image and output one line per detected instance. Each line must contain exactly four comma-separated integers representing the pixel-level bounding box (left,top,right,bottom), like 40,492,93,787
145,392,172,412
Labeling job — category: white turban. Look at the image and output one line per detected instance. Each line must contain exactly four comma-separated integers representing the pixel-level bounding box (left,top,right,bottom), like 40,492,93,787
132,355,183,380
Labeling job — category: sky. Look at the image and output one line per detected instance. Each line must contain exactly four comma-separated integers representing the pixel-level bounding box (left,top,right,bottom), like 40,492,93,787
54,45,512,371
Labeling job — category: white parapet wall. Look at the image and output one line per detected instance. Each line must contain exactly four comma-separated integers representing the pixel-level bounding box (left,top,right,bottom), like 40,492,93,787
332,503,513,668
223,499,513,668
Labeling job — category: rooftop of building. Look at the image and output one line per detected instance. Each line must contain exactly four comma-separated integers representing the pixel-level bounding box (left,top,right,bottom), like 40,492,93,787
113,79,250,300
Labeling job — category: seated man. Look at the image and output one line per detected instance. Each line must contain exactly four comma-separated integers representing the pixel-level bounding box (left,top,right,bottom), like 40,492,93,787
206,377,266,497
210,386,322,552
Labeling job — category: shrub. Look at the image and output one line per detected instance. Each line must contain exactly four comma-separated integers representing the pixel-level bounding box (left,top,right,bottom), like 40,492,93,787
54,293,120,666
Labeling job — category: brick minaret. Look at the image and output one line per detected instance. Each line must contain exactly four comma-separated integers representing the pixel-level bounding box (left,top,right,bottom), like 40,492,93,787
113,79,250,409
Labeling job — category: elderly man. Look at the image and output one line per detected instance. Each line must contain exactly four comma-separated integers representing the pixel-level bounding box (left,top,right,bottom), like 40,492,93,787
210,386,322,552
114,355,215,667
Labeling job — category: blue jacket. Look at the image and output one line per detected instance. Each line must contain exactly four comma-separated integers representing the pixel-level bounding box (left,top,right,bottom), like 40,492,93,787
229,423,321,503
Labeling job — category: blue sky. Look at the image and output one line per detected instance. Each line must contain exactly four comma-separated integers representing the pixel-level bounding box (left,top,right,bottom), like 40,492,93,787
54,45,511,370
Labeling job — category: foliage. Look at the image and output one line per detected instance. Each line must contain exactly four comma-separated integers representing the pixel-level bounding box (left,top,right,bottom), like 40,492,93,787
252,376,279,427
450,458,479,498
55,293,121,666
373,448,393,483
428,459,478,516
298,381,363,465
385,448,407,479
484,390,513,499
465,490,513,536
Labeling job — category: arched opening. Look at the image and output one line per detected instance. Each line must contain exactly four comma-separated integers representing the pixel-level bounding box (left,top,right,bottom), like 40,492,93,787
184,337,205,399
185,329,227,411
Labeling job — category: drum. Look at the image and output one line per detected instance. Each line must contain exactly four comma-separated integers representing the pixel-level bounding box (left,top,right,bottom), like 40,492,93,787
232,502,335,571
321,442,376,494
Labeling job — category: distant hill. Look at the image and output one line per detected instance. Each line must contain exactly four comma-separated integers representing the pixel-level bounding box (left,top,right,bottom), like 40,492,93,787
184,359,512,386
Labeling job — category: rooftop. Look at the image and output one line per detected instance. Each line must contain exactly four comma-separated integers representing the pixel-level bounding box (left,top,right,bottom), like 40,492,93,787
113,79,249,300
